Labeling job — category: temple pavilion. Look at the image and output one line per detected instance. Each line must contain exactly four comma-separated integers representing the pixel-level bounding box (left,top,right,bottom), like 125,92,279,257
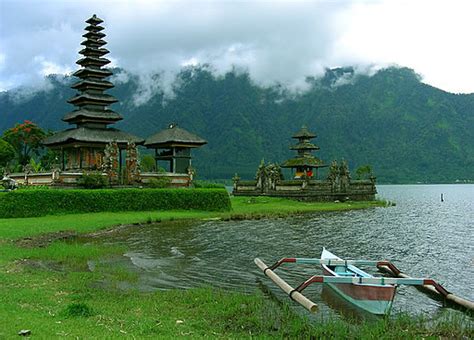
281,125,326,178
144,124,206,174
43,15,143,170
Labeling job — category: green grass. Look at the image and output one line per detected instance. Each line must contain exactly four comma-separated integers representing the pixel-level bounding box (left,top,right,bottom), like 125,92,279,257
0,266,318,338
1,265,471,339
2,196,471,338
0,210,216,240
0,196,385,240
229,196,385,216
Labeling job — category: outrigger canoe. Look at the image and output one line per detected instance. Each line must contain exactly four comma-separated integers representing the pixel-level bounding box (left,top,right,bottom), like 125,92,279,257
320,248,395,315
255,249,456,315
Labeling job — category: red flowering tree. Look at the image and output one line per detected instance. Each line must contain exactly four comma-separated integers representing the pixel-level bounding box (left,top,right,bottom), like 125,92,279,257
2,120,47,166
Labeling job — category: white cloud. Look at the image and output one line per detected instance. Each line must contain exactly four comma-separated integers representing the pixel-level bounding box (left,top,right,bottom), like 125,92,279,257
332,0,474,93
33,56,73,77
0,0,473,94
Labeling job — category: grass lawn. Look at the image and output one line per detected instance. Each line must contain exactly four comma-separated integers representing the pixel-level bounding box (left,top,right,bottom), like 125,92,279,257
0,196,386,240
0,196,472,338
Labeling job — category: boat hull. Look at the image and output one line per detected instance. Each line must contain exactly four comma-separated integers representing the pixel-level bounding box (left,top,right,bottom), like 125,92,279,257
322,267,396,315
321,248,396,315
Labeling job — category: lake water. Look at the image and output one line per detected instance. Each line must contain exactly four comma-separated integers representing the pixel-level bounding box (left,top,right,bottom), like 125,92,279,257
94,184,474,319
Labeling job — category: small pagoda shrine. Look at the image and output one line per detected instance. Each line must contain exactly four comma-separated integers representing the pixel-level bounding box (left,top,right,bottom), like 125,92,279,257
232,124,377,201
144,124,207,174
281,125,327,178
43,15,143,171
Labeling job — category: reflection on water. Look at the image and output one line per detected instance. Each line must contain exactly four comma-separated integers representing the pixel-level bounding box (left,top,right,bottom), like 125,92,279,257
93,184,474,319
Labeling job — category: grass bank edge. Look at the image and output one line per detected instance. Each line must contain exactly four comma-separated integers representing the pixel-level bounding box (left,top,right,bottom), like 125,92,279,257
0,196,388,240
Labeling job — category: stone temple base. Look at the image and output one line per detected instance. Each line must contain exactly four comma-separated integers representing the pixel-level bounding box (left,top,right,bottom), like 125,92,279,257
233,179,377,202
6,171,191,188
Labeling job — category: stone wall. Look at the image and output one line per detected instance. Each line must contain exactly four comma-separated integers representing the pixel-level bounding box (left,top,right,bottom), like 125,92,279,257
141,172,191,187
6,171,191,188
233,178,376,201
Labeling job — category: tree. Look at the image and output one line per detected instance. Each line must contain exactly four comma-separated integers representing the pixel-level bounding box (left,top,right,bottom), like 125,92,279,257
140,154,156,172
40,149,61,170
0,138,15,167
355,165,373,179
2,120,47,166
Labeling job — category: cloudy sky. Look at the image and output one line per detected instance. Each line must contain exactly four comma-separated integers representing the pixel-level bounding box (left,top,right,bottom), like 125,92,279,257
1,0,473,94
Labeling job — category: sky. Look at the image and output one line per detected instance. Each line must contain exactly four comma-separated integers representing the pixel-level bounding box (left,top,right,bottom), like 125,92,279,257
1,0,473,95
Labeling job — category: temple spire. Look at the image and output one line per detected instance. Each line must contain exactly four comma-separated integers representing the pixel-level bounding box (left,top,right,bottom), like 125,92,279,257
281,125,326,178
43,15,143,172
63,14,122,126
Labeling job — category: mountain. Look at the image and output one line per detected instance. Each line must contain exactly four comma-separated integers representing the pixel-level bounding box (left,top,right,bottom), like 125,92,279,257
1,66,473,183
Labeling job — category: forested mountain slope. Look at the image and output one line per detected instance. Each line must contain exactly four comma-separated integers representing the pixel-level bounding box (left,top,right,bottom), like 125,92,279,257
1,67,473,183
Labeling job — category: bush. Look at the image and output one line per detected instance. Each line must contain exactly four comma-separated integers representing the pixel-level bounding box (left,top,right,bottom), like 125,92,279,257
193,180,226,189
0,188,231,218
17,185,50,190
63,303,94,318
147,177,171,188
77,172,108,189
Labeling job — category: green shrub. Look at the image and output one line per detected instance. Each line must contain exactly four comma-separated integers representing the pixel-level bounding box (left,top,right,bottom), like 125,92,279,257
0,188,231,218
17,185,50,190
77,172,108,189
193,180,226,189
147,177,171,188
63,303,94,318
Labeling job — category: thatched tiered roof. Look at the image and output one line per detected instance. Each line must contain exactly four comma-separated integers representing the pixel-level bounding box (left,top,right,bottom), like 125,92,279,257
144,124,206,148
281,125,326,169
44,14,142,147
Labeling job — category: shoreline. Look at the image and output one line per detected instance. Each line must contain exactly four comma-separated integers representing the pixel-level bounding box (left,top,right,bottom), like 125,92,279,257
0,196,388,240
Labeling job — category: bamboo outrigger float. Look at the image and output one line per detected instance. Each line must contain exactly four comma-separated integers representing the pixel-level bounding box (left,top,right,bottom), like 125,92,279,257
255,248,474,314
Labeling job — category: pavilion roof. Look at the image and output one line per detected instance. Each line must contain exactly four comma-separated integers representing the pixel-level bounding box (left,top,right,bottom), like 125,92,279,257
144,124,207,148
43,127,143,146
72,67,112,79
280,156,326,168
86,14,103,25
71,79,114,91
62,108,122,123
76,56,111,67
292,125,316,139
290,141,320,151
67,92,118,106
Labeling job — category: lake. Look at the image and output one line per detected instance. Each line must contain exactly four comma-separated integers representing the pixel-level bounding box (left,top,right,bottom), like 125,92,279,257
93,184,474,319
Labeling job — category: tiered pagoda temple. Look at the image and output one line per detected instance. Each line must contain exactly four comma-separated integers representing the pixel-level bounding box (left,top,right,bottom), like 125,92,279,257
144,124,207,174
43,15,143,170
281,126,326,178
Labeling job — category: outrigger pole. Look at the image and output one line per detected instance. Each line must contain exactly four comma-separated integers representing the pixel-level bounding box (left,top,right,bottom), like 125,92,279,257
255,258,318,312
378,264,474,311
266,257,402,277
255,257,474,312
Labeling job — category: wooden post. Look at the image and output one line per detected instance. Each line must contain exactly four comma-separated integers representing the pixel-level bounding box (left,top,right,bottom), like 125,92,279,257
79,147,82,170
119,147,123,184
255,258,318,313
172,147,176,173
60,148,64,171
